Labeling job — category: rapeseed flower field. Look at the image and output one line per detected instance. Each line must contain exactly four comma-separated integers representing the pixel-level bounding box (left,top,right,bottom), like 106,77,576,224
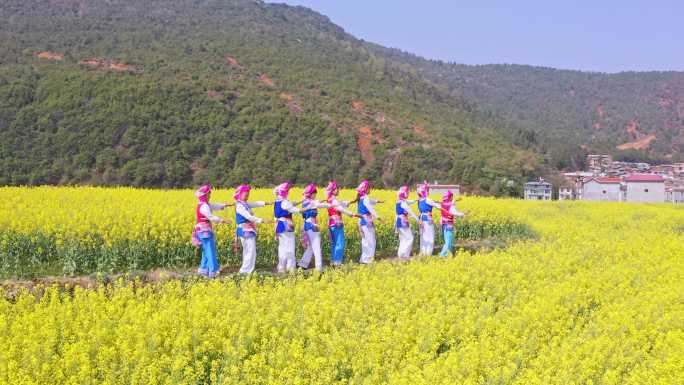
0,187,528,277
1,187,683,384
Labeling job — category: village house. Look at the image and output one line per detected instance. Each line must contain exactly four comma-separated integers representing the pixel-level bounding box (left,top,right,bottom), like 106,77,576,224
558,187,574,200
624,174,665,202
666,187,684,203
418,183,460,198
587,154,613,173
524,180,552,200
581,177,623,202
672,163,684,177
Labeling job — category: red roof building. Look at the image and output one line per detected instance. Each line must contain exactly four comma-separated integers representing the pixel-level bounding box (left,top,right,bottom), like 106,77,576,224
624,174,665,183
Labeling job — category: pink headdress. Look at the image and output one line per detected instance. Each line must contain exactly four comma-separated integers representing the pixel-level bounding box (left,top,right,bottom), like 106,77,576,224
417,181,429,198
195,184,212,202
397,185,409,200
356,180,370,196
442,189,454,203
325,180,338,199
233,184,251,201
303,183,317,198
273,182,291,198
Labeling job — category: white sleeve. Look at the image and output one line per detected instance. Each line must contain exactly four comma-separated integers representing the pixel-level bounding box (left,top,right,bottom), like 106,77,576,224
209,203,226,211
363,196,379,219
247,201,266,208
400,201,419,220
281,199,301,214
200,203,222,223
311,200,330,209
332,199,354,216
425,198,441,208
236,204,263,223
449,206,465,217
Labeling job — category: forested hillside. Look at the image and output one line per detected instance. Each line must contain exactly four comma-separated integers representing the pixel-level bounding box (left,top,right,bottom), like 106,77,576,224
372,45,684,166
1,0,682,194
1,0,539,194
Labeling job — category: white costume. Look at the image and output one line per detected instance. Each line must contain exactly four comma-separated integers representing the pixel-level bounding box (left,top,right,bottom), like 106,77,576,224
298,198,330,271
274,197,301,273
235,200,265,274
395,199,419,259
358,194,380,264
417,197,441,256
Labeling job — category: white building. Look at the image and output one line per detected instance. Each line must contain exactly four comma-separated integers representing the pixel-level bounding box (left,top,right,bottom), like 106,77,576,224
581,177,623,202
666,188,684,203
420,184,460,198
524,181,552,200
558,187,574,200
624,174,665,202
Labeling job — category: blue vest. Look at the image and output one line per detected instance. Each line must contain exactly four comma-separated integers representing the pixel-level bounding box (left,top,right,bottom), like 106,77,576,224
302,199,319,231
418,199,433,222
275,200,294,233
358,197,372,226
235,202,256,238
395,201,409,229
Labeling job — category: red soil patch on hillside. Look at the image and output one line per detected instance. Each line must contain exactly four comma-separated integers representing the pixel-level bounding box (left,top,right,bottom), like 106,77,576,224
108,62,135,72
258,74,276,88
617,134,656,150
286,102,302,114
596,104,605,119
626,119,640,139
35,51,64,61
279,92,302,114
206,90,223,101
351,100,364,113
226,56,242,68
412,124,426,135
80,58,137,72
279,93,294,102
357,126,374,164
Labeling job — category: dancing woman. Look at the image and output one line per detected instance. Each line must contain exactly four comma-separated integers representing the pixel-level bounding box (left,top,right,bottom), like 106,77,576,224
297,183,330,271
193,184,230,278
273,182,302,273
356,180,383,264
416,181,441,256
234,184,271,274
395,185,419,259
325,180,357,266
439,190,465,257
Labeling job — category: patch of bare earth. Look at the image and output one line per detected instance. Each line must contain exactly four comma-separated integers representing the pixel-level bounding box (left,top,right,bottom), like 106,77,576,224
279,92,302,114
597,103,605,119
357,126,374,164
351,100,365,113
206,90,223,101
626,119,641,138
617,134,656,150
412,124,426,135
226,55,242,69
80,58,137,72
35,51,64,61
258,74,276,88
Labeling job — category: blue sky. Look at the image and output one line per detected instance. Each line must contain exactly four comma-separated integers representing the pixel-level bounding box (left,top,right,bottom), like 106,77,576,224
266,0,684,73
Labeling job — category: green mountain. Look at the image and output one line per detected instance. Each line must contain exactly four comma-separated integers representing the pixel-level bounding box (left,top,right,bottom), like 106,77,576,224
1,0,681,195
372,46,684,166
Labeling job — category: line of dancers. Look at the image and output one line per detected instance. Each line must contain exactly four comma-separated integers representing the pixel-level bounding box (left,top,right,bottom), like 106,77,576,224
192,180,465,277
